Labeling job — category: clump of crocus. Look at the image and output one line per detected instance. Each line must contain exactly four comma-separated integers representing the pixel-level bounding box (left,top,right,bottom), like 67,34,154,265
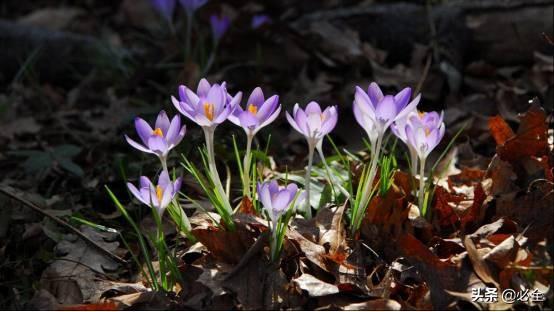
173,78,242,226
286,102,338,218
125,111,186,171
127,170,182,217
257,180,302,262
404,111,445,215
210,14,231,43
351,83,420,232
228,87,281,198
118,110,190,291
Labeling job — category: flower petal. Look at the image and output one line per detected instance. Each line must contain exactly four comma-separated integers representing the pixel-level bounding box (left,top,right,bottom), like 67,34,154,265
305,101,322,115
393,87,412,112
354,86,376,119
158,170,171,188
286,111,303,135
160,184,174,211
206,84,225,115
247,87,264,107
256,95,279,121
147,136,168,156
367,82,383,107
155,110,171,135
125,135,155,154
256,105,281,134
127,182,148,206
165,115,182,146
238,110,259,129
197,78,211,97
135,117,154,145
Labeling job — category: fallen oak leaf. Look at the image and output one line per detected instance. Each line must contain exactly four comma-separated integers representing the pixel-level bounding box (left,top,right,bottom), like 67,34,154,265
488,115,514,146
463,236,499,288
496,104,548,164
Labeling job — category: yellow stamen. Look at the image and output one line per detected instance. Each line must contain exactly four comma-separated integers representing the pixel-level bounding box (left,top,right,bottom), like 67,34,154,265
156,185,163,202
418,111,425,118
203,102,214,121
425,127,431,137
152,128,164,137
320,113,325,121
248,104,258,115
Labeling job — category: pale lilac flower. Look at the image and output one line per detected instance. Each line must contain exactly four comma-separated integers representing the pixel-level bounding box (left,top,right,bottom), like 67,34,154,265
179,0,207,15
210,14,230,42
228,87,280,137
286,101,338,147
286,101,337,218
405,112,445,160
151,0,176,21
257,180,300,222
125,111,186,159
392,110,443,146
251,14,271,29
172,78,242,129
127,170,182,215
354,82,420,136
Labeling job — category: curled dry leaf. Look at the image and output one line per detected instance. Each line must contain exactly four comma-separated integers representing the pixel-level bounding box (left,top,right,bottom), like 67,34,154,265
293,273,339,297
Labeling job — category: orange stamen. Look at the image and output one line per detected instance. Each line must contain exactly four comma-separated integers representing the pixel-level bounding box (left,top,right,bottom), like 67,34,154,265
425,127,431,137
204,102,215,121
418,111,425,118
152,128,164,137
248,104,258,115
156,185,163,202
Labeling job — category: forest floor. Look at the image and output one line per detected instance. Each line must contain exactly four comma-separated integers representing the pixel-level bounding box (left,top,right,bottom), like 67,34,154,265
0,0,553,310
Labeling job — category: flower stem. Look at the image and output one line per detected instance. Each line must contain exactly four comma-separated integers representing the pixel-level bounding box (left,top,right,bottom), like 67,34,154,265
304,142,315,219
242,134,254,198
203,128,232,215
419,156,427,216
160,157,168,173
409,148,418,178
317,146,349,199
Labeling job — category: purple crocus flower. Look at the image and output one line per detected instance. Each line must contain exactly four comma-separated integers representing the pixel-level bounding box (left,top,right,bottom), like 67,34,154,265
127,170,182,215
257,180,300,222
179,0,207,15
286,101,338,147
392,110,443,146
354,82,420,136
125,111,186,160
228,87,281,137
405,112,445,160
251,14,271,29
210,14,230,42
172,78,242,129
150,0,176,22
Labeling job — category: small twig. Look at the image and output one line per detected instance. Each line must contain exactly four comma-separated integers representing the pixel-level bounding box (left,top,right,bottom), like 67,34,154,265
224,231,269,281
0,186,128,266
414,52,433,96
